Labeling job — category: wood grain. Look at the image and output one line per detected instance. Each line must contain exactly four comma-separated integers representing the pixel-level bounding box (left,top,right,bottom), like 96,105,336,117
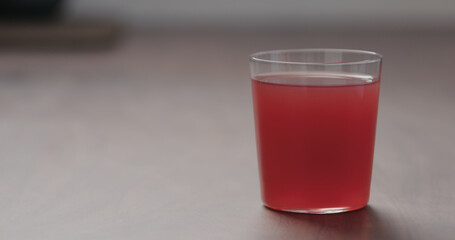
0,30,454,239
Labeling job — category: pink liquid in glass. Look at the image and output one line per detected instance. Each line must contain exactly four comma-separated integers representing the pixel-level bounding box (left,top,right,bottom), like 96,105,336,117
252,72,380,212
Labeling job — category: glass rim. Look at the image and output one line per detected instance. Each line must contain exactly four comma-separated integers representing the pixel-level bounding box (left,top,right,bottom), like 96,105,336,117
249,48,383,66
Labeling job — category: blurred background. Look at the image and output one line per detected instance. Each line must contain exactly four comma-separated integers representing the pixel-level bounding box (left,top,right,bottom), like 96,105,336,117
1,1,455,239
66,0,455,30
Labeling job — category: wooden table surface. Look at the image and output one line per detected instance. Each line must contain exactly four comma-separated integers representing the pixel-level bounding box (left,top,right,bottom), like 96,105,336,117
0,30,454,239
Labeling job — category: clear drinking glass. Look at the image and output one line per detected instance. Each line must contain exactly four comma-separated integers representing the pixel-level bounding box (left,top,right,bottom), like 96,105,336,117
250,49,382,214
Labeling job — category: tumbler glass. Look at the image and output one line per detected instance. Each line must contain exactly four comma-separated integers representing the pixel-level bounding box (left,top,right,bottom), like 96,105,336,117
250,49,382,214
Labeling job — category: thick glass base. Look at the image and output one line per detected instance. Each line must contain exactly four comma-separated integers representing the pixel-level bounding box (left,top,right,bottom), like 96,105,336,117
264,204,367,214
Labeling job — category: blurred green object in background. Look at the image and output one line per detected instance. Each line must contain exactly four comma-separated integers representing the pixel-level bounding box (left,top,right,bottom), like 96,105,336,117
0,0,64,21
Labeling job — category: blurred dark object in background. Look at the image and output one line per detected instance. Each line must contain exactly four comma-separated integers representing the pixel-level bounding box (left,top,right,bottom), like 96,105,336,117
0,0,120,51
0,0,64,21
0,22,120,51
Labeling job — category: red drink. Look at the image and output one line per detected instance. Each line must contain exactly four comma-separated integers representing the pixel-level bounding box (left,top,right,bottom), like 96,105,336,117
252,72,380,213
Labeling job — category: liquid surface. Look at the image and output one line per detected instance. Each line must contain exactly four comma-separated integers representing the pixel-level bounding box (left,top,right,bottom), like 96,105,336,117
252,73,380,211
254,72,375,86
